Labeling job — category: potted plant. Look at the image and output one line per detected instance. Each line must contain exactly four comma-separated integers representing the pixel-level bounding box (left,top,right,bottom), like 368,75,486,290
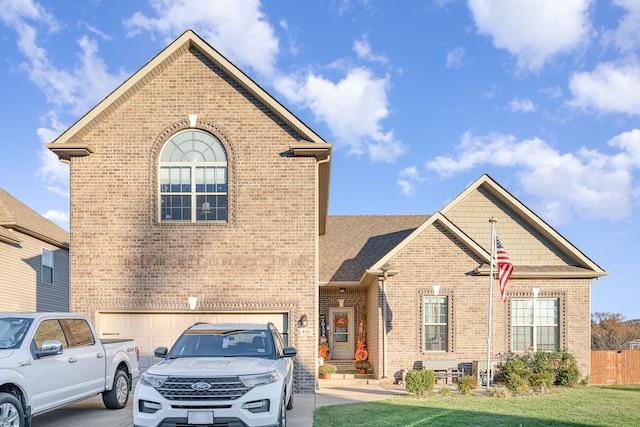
318,363,337,379
355,360,372,374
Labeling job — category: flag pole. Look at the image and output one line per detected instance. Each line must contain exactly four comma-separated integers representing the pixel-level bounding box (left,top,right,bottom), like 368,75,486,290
486,217,497,390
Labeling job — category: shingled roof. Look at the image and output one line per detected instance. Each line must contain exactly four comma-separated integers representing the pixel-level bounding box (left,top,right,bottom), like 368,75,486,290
319,215,430,283
0,188,69,248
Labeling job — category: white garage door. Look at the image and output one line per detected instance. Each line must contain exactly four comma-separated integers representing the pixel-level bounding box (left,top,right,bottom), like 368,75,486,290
96,312,288,370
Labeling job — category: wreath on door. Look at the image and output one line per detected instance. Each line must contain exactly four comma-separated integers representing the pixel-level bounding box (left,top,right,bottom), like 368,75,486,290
334,314,348,329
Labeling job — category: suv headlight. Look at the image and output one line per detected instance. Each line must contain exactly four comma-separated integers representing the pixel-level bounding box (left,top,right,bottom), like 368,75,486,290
239,371,279,387
140,372,168,388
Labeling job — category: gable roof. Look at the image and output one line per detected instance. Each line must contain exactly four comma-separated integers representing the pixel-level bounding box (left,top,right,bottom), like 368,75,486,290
323,175,606,285
45,29,332,233
364,175,606,280
440,174,606,276
0,188,69,248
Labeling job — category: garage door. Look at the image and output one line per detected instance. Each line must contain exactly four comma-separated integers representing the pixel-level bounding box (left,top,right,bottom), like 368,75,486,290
96,312,288,370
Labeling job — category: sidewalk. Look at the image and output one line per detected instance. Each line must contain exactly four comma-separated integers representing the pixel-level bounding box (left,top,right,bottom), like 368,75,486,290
288,382,408,427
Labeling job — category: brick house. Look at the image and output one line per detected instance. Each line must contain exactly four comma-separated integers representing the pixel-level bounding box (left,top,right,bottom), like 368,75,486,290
0,188,70,312
46,30,605,392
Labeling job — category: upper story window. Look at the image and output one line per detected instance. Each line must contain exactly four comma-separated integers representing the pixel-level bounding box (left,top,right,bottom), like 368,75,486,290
41,248,54,284
159,130,228,222
512,298,559,352
424,296,448,351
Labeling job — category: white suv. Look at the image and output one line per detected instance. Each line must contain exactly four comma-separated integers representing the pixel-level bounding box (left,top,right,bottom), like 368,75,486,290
134,323,296,427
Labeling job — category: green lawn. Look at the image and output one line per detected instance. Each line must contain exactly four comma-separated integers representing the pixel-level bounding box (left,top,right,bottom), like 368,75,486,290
313,385,640,426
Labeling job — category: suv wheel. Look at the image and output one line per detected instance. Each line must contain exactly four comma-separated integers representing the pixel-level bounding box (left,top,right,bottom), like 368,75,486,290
278,395,287,427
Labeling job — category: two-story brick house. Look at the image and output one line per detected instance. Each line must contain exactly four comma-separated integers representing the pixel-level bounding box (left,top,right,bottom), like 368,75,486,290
47,30,606,392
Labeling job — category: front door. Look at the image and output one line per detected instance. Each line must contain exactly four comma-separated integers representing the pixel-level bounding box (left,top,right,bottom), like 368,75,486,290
328,307,353,359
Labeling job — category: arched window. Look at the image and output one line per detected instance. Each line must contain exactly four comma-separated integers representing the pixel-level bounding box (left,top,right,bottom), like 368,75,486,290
159,130,228,222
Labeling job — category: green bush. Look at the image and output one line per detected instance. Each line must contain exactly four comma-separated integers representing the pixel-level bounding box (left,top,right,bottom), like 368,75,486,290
551,349,580,387
438,386,451,395
405,369,436,395
499,349,581,392
456,375,478,395
505,372,530,394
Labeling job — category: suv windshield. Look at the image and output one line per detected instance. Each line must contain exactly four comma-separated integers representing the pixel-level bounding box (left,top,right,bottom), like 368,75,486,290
0,317,33,350
168,328,275,359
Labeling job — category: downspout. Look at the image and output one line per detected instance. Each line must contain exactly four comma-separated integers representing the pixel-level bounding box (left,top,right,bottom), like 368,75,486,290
315,154,331,390
381,269,389,379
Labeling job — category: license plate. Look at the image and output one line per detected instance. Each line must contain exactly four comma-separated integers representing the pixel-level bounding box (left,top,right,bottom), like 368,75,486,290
188,411,214,425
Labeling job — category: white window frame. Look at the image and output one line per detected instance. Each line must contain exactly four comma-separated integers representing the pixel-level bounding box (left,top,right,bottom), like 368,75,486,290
423,296,448,352
41,248,54,285
158,130,228,223
512,298,559,352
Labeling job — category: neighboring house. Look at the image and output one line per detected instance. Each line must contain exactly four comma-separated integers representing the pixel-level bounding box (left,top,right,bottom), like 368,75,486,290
0,188,70,312
46,30,606,392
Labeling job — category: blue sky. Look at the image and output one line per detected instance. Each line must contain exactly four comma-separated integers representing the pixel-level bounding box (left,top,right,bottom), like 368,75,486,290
1,0,639,319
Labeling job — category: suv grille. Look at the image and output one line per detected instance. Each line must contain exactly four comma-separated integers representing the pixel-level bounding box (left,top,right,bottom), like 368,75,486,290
158,376,250,401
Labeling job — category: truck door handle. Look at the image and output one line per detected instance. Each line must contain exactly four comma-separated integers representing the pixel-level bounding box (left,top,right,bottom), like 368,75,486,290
68,357,78,363
97,352,105,359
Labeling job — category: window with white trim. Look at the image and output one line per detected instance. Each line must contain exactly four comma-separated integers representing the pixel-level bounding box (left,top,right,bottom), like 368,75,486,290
512,298,559,352
159,130,228,222
423,296,448,351
41,248,53,284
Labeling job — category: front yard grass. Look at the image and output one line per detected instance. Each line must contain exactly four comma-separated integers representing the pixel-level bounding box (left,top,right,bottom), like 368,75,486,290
313,385,640,426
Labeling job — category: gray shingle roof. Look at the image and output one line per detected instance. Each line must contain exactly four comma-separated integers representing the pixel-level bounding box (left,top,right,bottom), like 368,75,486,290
320,215,430,283
0,188,69,247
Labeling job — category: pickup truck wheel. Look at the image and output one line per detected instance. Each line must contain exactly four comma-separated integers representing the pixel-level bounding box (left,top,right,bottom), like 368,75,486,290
0,392,25,427
102,369,129,409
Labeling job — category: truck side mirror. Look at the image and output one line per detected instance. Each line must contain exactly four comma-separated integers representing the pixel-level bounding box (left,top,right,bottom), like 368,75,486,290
35,340,63,358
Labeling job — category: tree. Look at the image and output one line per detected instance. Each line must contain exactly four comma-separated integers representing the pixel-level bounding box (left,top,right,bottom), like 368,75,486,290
591,312,640,350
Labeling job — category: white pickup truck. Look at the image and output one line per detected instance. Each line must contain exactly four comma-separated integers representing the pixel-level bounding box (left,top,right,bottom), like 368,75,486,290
0,312,140,427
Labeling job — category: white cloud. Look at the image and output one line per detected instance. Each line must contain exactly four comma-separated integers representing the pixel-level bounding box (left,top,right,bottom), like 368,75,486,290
569,60,640,116
426,129,640,223
41,209,69,231
354,36,387,63
397,166,425,196
602,0,640,53
508,97,537,113
275,68,405,162
446,47,465,68
126,0,279,78
468,0,593,71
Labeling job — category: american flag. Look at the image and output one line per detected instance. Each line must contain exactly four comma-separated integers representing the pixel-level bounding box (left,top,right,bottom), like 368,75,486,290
496,237,513,303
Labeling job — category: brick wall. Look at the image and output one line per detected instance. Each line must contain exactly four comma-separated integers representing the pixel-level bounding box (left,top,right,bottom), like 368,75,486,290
68,47,318,392
376,223,592,381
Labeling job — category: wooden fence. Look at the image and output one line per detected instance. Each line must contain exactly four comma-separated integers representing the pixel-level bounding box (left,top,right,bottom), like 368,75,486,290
590,350,640,385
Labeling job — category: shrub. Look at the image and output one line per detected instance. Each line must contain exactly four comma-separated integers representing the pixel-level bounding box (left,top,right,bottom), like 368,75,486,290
405,369,436,395
456,375,478,395
504,372,530,394
551,349,580,387
438,386,451,395
499,349,581,392
318,364,337,375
